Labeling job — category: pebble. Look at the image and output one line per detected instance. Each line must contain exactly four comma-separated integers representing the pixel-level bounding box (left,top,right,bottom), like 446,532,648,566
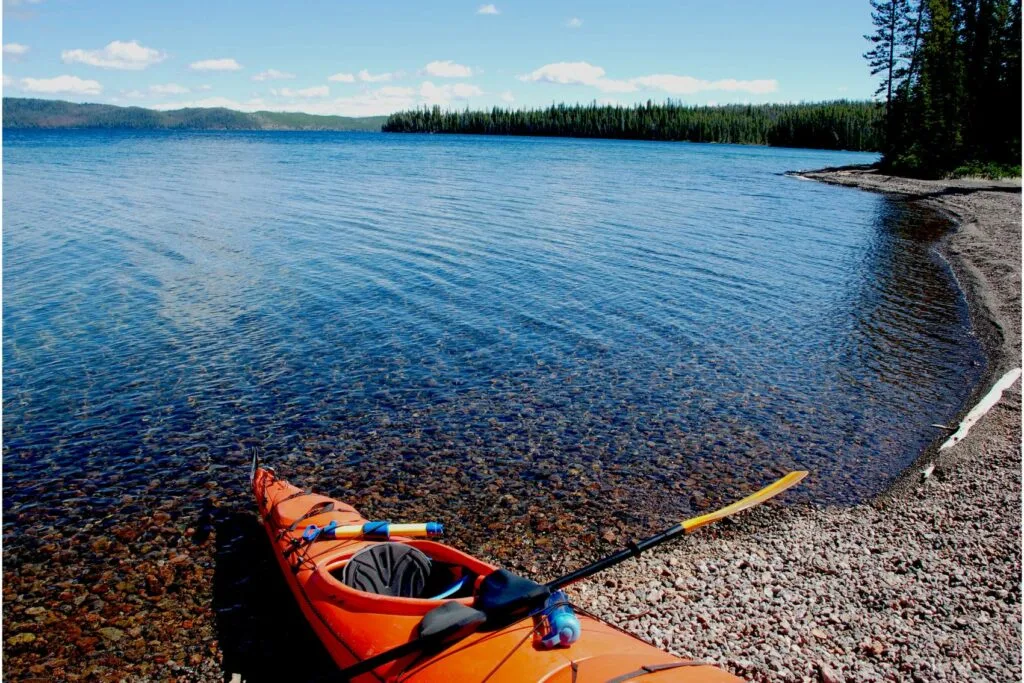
98,627,125,642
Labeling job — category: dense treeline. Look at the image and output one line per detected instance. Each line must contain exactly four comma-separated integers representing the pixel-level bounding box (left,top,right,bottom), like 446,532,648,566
2,98,386,131
866,0,1021,176
383,101,885,152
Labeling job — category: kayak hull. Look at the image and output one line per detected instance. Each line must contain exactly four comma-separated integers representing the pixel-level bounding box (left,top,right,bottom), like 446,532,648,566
253,467,742,682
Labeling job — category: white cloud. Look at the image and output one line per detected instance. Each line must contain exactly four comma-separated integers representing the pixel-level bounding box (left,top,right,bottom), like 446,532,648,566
358,69,394,83
419,81,484,106
500,90,514,103
520,62,778,96
272,85,329,98
518,61,603,85
20,74,102,95
566,17,583,28
252,69,295,81
3,73,15,88
123,89,146,99
328,72,355,83
197,84,213,91
477,4,499,14
518,61,634,93
336,86,417,114
189,58,242,72
3,43,29,56
149,83,190,95
631,74,777,95
424,60,473,78
3,0,43,16
61,40,166,70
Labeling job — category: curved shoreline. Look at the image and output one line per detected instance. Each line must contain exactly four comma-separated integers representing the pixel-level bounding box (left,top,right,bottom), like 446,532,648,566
590,168,1022,682
795,168,1019,503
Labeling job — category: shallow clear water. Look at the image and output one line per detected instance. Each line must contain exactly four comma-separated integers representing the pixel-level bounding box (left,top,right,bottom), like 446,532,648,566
3,131,984,542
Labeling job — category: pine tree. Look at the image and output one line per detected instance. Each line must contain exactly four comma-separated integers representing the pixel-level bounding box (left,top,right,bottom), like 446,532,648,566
865,0,910,118
872,0,1019,175
915,0,963,167
381,102,885,151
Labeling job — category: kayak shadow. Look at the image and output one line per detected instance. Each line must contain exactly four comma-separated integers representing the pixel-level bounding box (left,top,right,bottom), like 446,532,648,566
209,508,339,683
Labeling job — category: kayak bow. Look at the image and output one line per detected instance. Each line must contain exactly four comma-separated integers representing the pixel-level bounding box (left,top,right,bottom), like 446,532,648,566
253,457,805,682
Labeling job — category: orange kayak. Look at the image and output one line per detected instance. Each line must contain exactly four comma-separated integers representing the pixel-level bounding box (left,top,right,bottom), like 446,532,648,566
253,465,743,682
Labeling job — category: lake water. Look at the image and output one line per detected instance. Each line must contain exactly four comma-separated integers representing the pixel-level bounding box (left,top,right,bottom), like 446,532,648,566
3,131,984,565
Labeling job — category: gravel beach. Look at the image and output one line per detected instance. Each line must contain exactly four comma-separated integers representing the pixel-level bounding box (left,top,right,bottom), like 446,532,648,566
581,168,1022,682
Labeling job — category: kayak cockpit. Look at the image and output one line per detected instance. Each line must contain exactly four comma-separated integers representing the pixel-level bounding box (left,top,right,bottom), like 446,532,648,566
309,539,495,615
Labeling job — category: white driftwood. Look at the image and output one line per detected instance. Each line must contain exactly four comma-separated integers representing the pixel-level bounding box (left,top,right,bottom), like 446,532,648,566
939,368,1022,451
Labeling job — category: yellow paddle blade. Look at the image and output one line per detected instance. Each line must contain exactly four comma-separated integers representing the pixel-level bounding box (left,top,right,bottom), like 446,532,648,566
681,470,808,533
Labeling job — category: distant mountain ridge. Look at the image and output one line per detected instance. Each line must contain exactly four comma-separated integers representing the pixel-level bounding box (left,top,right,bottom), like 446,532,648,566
2,98,386,131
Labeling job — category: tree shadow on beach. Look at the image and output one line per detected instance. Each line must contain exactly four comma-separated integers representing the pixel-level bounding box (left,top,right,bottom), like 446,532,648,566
205,506,339,683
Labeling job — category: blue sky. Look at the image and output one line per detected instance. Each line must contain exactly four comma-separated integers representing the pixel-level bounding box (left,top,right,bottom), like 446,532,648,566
2,0,878,116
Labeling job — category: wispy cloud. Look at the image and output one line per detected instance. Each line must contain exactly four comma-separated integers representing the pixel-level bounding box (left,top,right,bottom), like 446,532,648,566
150,83,190,95
152,86,418,117
500,90,514,103
150,81,493,117
358,69,395,83
4,0,44,20
518,62,634,93
272,85,329,98
329,86,417,115
189,58,242,72
252,69,295,81
519,62,778,96
631,74,778,95
424,60,473,78
61,40,166,70
328,72,355,83
3,43,30,57
19,74,103,95
419,81,484,106
476,4,499,14
566,17,583,28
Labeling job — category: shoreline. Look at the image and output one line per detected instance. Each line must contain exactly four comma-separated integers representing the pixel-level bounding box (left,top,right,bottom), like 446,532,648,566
585,167,1022,682
795,168,1020,503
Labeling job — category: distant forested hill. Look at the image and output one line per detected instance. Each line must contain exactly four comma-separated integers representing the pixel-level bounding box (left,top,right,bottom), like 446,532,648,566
2,98,386,131
383,101,885,151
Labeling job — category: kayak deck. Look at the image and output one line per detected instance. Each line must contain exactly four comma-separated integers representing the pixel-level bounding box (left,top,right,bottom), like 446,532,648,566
253,467,743,682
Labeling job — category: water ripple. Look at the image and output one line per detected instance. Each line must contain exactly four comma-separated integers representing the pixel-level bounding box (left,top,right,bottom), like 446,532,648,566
3,130,984,540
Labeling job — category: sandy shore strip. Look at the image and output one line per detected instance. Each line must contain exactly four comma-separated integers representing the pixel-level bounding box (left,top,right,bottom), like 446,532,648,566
582,168,1022,682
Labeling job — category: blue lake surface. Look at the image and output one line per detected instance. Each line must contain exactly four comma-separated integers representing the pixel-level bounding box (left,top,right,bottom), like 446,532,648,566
2,130,984,552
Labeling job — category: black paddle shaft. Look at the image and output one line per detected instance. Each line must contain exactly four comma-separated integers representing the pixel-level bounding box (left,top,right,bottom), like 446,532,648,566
337,523,686,680
546,523,684,591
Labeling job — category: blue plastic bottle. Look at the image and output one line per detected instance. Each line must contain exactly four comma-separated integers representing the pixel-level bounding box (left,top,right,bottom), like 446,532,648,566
536,590,581,649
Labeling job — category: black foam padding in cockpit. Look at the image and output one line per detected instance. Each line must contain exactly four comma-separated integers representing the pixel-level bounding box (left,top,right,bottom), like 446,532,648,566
340,543,432,598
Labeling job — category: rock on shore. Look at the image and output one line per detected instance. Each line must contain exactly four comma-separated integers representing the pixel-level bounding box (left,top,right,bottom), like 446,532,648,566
583,169,1022,682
